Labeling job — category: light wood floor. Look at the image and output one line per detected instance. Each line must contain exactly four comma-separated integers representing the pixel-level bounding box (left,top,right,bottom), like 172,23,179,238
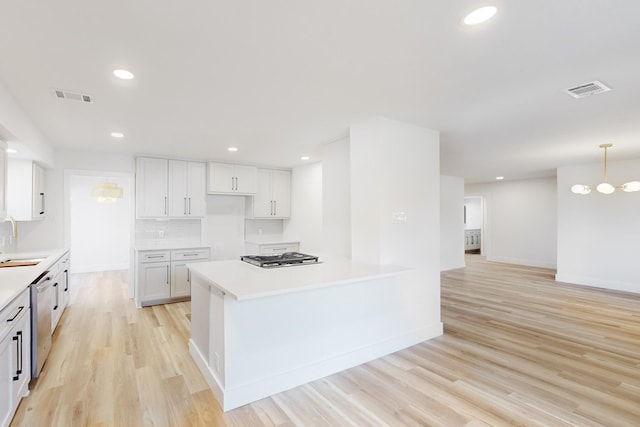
11,256,640,426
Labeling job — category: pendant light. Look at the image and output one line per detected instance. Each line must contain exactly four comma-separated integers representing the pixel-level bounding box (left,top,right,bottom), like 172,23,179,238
92,181,124,203
571,144,640,195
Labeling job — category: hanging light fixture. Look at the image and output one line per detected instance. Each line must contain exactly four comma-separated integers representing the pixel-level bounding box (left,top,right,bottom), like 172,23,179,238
92,181,124,203
571,144,640,195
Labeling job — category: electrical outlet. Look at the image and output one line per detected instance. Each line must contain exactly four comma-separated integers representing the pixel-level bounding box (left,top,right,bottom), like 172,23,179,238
391,211,407,224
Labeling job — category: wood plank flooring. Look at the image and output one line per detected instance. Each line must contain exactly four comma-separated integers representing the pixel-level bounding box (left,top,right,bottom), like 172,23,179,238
11,256,640,426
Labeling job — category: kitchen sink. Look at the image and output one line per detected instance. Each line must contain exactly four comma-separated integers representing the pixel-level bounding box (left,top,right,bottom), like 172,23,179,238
0,257,46,268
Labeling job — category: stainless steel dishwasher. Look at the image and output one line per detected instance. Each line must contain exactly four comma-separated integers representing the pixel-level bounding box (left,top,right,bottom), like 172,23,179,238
30,270,53,382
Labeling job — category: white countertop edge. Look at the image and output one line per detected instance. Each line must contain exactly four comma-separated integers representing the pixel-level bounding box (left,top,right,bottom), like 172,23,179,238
188,260,412,301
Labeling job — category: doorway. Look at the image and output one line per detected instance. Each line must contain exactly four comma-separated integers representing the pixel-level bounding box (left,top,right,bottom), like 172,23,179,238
64,170,134,297
464,196,484,255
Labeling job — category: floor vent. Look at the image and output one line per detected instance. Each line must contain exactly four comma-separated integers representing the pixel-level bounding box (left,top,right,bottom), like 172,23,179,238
53,88,94,103
563,80,611,98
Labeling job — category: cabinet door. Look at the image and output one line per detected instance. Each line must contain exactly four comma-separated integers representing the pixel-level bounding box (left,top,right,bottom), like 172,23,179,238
136,158,169,218
207,163,235,193
139,263,171,302
168,160,188,217
31,163,46,219
234,165,257,194
0,334,12,427
171,263,191,298
253,169,273,217
0,141,6,218
12,309,30,404
186,162,206,216
271,170,291,218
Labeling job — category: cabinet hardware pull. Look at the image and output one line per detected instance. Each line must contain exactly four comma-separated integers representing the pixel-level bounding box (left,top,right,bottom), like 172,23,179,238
164,196,168,215
231,176,234,191
184,197,187,215
64,270,69,291
188,197,191,214
147,255,164,259
17,331,23,376
40,193,45,215
6,305,24,322
166,265,169,284
183,253,199,256
12,333,20,380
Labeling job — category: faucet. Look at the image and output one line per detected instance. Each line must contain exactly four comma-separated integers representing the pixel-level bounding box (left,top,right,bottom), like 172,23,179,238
3,216,18,238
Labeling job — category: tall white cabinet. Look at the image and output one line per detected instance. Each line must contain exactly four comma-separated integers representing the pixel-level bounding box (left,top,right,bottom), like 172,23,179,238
247,168,291,218
136,157,206,218
6,159,46,221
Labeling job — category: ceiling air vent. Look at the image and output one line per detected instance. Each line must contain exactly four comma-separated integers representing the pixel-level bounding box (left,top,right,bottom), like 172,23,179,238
53,88,94,103
563,80,611,99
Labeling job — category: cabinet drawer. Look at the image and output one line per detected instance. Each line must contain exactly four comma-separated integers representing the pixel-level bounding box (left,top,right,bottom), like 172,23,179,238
171,249,210,261
259,244,299,255
139,251,171,263
1,289,30,337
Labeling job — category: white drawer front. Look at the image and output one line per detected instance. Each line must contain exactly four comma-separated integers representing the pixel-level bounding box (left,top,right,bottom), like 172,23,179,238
259,244,299,255
140,251,171,263
1,289,30,337
171,249,210,261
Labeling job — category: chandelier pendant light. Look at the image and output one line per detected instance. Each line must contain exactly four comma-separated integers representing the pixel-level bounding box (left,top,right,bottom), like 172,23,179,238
571,144,640,195
92,181,124,203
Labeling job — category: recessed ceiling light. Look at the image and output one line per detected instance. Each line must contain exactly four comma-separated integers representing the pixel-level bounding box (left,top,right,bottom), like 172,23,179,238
496,176,504,180
113,69,135,80
300,156,310,161
463,6,497,25
227,147,238,152
110,132,124,138
6,148,17,154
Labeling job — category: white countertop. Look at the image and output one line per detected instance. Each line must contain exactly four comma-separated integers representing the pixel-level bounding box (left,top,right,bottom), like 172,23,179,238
188,257,411,301
134,242,208,251
0,248,69,311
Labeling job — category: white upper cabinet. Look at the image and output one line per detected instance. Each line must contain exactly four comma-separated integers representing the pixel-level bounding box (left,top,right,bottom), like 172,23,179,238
6,159,46,221
168,160,206,217
136,157,206,218
207,162,257,195
0,141,6,218
136,157,169,218
247,168,291,219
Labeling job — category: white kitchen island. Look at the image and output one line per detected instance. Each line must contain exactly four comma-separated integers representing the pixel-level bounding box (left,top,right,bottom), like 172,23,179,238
188,257,443,411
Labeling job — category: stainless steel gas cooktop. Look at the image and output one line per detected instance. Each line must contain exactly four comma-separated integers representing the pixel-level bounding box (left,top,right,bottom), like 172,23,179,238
240,252,319,268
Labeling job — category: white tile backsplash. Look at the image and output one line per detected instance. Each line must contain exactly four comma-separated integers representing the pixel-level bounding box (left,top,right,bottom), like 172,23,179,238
0,221,18,253
244,219,284,241
135,219,201,247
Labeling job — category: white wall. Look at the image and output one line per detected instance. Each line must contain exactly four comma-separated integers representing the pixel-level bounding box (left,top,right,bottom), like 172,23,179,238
440,175,465,271
466,177,557,268
321,138,351,258
350,118,440,268
556,158,640,293
69,174,131,272
283,162,323,254
0,79,54,166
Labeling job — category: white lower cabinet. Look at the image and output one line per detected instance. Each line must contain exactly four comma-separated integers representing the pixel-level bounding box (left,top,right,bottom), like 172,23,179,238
50,252,71,333
244,241,300,256
1,288,31,427
136,247,210,307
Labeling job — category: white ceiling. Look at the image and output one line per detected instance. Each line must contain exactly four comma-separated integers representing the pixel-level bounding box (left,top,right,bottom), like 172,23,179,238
1,1,640,182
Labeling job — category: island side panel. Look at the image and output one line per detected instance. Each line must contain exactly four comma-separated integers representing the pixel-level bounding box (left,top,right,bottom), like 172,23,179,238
221,270,442,411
